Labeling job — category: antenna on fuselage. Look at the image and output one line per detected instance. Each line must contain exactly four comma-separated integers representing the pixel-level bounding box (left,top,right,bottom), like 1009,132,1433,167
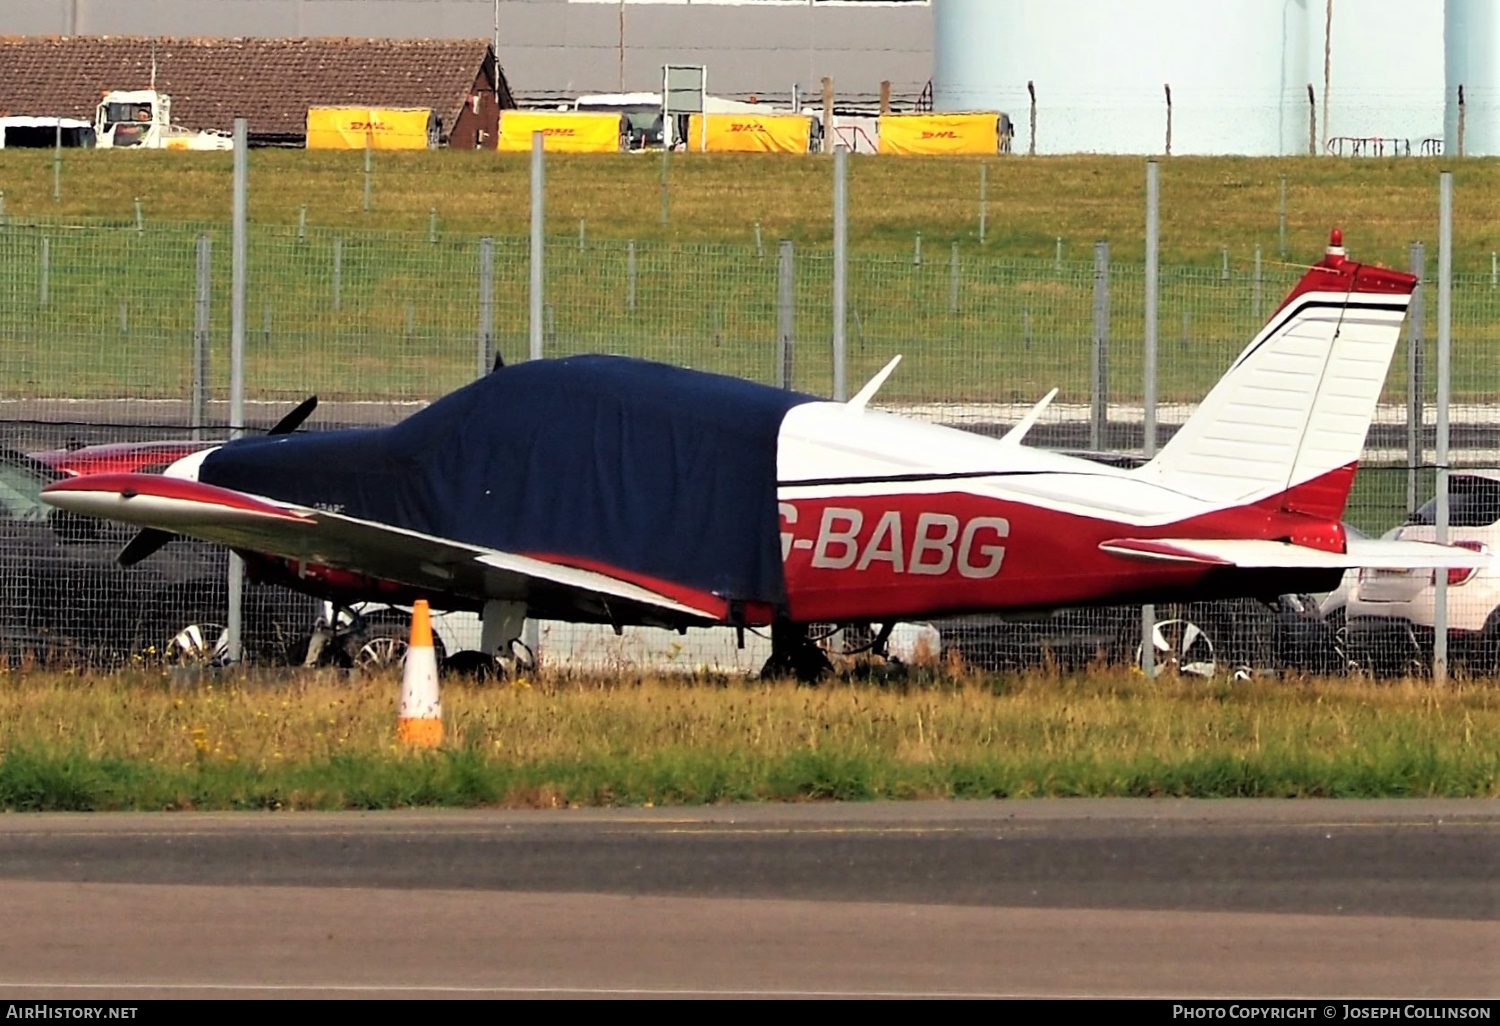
847,355,902,411
998,388,1059,446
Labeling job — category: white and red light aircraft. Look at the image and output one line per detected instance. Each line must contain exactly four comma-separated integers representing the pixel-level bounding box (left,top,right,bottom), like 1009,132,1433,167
41,230,1481,679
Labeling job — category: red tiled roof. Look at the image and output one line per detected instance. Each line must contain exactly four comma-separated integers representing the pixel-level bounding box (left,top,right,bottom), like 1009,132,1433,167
0,36,513,140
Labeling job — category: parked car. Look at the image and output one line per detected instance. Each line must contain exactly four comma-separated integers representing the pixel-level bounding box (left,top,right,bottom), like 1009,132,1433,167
934,594,1340,679
0,447,315,668
1339,471,1500,676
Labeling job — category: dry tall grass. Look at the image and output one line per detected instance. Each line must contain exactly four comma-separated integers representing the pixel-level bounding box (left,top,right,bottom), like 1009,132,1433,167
1,666,1495,807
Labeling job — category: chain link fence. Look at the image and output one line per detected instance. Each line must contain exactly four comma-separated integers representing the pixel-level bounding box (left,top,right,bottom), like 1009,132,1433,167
3,214,1498,677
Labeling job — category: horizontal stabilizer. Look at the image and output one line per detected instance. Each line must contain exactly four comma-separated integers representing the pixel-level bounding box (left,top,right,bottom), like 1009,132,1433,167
1100,536,1491,570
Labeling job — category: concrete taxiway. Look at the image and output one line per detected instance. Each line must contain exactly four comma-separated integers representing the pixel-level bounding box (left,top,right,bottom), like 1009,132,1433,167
0,800,1495,999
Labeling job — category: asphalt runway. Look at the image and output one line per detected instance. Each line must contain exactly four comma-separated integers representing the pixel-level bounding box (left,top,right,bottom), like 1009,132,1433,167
0,800,1495,999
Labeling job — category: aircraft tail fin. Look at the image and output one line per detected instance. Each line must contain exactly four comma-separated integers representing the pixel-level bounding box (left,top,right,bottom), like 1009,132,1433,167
1134,230,1415,521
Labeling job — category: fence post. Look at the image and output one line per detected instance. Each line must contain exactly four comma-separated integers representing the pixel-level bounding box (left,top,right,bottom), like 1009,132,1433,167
53,124,61,203
478,236,495,375
754,221,764,259
1141,158,1161,679
332,236,342,311
363,132,373,213
626,240,637,312
777,240,795,389
659,146,670,225
530,131,545,361
832,145,848,401
821,76,835,153
429,207,438,244
134,197,144,237
1253,245,1263,321
228,117,248,665
1407,241,1426,517
1027,80,1037,156
1434,172,1453,684
297,204,307,243
39,237,49,306
979,163,988,244
193,233,211,441
1278,174,1287,259
949,242,960,314
1089,241,1110,451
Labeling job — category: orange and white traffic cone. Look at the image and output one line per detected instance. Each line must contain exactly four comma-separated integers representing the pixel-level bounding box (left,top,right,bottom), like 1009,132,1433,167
397,599,443,748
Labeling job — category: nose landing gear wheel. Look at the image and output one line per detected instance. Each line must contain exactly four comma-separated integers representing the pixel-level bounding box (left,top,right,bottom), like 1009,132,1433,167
1137,618,1217,679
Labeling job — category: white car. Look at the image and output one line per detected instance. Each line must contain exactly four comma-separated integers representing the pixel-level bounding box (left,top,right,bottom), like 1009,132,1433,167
1337,471,1500,676
318,602,940,678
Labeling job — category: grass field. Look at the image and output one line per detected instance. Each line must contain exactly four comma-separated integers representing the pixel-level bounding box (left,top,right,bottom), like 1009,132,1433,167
2,150,1500,268
3,211,1499,409
0,666,1496,809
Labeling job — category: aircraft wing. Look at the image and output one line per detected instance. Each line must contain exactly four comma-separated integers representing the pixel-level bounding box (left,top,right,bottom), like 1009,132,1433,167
1099,536,1490,570
40,473,728,625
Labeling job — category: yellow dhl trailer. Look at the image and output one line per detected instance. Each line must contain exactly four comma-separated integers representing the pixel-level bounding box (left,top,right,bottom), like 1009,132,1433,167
877,112,1011,156
684,113,816,154
497,111,623,153
306,108,437,150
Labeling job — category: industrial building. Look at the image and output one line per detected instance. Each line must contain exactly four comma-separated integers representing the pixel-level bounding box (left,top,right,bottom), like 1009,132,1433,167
1,1,1489,155
0,35,512,147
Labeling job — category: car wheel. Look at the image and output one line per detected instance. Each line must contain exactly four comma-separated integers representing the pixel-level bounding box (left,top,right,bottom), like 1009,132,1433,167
164,622,229,666
1466,609,1500,679
1326,609,1357,675
1136,618,1217,679
346,620,448,672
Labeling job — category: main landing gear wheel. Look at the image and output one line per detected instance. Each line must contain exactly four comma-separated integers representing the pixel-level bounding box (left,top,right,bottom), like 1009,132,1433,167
760,621,834,684
443,650,499,681
1136,618,1218,679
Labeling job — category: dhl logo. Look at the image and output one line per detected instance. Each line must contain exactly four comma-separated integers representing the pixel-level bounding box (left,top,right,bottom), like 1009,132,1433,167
540,128,578,137
350,122,391,131
920,130,960,139
728,122,771,133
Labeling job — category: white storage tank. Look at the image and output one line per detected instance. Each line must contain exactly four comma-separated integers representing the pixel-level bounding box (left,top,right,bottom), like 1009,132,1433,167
1446,0,1500,156
934,0,1311,155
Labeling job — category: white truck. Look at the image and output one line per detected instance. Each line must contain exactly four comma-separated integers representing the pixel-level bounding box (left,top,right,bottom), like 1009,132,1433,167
94,89,233,150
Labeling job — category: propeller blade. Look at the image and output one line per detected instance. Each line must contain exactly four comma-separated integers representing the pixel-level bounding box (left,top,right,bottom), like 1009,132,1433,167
117,527,178,567
267,396,318,436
